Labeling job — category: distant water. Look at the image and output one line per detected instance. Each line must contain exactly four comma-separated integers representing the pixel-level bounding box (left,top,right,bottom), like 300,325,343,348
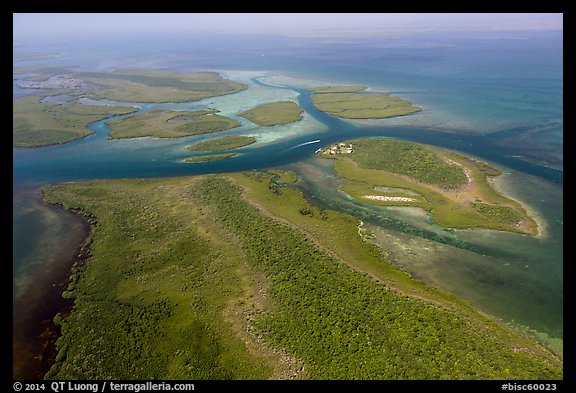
13,29,563,376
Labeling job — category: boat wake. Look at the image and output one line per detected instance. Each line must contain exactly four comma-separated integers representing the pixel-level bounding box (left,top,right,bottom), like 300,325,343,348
282,139,321,153
291,139,320,149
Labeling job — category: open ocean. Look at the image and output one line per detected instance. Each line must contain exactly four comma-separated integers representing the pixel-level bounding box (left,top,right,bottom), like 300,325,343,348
13,29,563,376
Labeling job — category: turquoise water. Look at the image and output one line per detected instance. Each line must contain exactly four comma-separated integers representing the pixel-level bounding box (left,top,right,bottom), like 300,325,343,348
13,30,563,368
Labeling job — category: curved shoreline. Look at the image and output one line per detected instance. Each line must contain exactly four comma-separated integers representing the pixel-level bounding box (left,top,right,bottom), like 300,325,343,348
488,174,549,239
328,139,539,236
13,70,562,377
13,201,92,380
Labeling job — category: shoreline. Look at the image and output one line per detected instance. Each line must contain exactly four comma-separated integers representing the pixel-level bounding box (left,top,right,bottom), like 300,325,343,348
488,174,549,239
363,221,563,357
13,201,92,380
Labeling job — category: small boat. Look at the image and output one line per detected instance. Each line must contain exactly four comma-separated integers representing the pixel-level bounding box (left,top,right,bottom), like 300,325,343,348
314,148,322,153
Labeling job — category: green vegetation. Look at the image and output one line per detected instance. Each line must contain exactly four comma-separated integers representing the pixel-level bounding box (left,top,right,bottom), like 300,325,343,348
307,86,367,93
78,70,246,103
43,173,561,379
186,135,256,152
326,138,538,235
106,110,240,139
183,153,238,163
12,68,249,146
230,172,444,301
346,139,468,189
42,178,276,379
14,68,245,103
341,181,431,210
470,202,524,225
203,175,560,379
268,169,298,184
238,101,303,126
265,169,299,195
473,160,503,177
13,95,137,147
310,91,421,119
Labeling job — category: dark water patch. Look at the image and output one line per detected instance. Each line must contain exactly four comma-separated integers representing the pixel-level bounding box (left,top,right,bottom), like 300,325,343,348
486,122,563,170
13,29,563,374
13,189,90,379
